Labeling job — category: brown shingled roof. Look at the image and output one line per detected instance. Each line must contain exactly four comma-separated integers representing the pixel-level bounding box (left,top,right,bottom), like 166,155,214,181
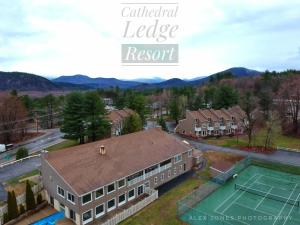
45,128,191,195
107,108,134,123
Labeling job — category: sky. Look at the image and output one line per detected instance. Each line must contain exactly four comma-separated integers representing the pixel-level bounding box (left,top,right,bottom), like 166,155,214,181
0,0,300,80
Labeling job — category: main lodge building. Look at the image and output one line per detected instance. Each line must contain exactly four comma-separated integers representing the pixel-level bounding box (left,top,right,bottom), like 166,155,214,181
41,128,201,225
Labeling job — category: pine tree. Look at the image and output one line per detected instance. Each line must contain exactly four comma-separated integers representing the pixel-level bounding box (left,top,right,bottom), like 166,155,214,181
25,180,36,211
158,117,168,132
61,92,86,144
7,191,18,220
84,92,110,141
122,113,143,134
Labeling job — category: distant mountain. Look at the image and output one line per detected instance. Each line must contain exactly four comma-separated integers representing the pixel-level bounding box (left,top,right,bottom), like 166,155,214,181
134,78,187,90
190,67,261,85
135,67,261,89
0,71,90,91
130,77,166,83
53,75,143,89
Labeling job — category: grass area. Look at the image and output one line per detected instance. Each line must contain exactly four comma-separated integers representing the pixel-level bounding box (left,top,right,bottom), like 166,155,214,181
205,126,300,150
252,160,300,175
5,170,39,196
120,177,203,225
45,139,78,152
6,169,39,185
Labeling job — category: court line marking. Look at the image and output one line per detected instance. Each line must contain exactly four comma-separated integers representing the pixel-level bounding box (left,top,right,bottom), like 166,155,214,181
255,181,291,192
214,208,250,225
215,173,259,213
221,175,263,214
272,183,298,225
234,202,276,217
261,174,299,186
255,186,274,210
282,193,300,225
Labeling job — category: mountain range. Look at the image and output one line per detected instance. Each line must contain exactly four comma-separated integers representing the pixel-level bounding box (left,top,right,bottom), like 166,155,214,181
0,67,261,91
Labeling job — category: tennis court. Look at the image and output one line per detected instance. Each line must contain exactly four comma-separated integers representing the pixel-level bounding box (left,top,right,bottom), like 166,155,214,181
179,165,300,225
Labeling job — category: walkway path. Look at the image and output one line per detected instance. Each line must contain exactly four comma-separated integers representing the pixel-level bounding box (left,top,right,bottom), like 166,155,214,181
175,135,300,166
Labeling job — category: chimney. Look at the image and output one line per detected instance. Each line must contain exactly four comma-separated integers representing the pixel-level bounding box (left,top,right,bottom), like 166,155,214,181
99,145,106,155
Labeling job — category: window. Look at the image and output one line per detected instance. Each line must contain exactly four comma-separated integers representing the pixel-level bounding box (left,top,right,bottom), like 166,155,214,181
107,182,115,194
179,165,183,172
95,187,104,199
82,193,92,205
137,185,144,196
128,189,135,201
107,198,116,212
168,170,171,177
118,193,126,206
174,154,182,163
161,173,165,181
82,209,93,225
174,168,177,175
67,192,75,204
57,186,65,198
154,177,158,185
188,150,192,157
118,179,126,189
95,204,105,218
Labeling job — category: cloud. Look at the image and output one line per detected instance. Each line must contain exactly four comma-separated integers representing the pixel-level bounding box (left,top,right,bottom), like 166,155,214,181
0,0,300,79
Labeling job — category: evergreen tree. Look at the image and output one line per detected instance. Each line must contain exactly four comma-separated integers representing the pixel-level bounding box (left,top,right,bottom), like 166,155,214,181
16,147,28,160
158,117,168,131
37,193,43,205
25,180,36,211
7,191,18,220
61,92,86,144
169,98,180,124
19,204,25,214
215,85,239,109
122,113,143,134
84,92,110,141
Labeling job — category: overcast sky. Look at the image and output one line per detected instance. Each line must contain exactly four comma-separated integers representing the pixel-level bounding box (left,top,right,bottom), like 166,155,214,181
0,0,300,79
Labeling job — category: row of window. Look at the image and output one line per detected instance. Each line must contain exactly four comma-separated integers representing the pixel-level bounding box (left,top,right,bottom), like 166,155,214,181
82,185,144,225
57,152,191,207
57,186,75,204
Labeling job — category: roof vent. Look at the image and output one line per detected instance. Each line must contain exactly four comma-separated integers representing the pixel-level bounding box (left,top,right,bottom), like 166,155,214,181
99,145,106,155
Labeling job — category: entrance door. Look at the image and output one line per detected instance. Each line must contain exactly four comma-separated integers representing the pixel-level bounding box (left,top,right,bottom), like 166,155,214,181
70,209,75,221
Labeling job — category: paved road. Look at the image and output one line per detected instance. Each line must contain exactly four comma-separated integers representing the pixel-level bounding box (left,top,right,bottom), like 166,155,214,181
0,157,41,201
0,128,63,163
179,137,300,166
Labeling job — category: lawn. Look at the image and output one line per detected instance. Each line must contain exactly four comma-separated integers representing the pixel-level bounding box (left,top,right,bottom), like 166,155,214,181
120,177,203,225
205,126,300,150
6,169,40,185
45,139,78,152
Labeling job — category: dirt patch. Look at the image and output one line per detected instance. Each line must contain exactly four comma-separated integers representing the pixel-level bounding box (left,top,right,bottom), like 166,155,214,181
204,151,244,172
5,183,26,196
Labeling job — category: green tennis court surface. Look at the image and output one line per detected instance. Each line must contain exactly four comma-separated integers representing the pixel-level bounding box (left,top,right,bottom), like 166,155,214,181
180,165,300,225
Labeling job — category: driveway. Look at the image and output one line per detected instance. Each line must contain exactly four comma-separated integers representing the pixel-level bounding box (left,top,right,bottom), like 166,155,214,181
0,157,41,201
176,135,300,166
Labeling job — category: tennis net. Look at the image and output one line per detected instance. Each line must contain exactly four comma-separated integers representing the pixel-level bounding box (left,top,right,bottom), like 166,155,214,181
235,184,300,207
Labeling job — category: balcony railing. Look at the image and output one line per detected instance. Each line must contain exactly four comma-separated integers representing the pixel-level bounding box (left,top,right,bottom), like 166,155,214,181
101,189,158,225
127,175,144,186
159,163,172,172
208,126,214,131
195,127,202,132
144,168,160,179
220,125,226,130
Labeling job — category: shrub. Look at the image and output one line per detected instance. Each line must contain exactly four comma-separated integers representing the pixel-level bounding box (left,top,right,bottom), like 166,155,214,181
7,191,18,220
3,213,9,224
37,193,43,205
16,147,29,160
19,204,25,215
25,180,36,210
